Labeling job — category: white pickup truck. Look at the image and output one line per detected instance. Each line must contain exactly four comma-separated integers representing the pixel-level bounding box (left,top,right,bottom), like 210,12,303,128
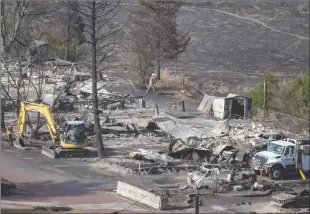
251,138,310,180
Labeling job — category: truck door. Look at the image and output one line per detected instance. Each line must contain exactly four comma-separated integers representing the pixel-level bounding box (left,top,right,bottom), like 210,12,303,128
282,146,296,171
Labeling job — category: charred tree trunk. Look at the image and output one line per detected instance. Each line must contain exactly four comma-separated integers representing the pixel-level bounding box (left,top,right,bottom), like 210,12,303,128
64,3,71,61
72,1,120,158
16,84,20,118
65,40,69,61
15,44,22,118
91,1,104,158
1,100,5,132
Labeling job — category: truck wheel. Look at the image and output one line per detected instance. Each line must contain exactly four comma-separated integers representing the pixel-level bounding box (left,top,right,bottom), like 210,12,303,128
284,201,296,208
1,184,10,196
270,167,282,180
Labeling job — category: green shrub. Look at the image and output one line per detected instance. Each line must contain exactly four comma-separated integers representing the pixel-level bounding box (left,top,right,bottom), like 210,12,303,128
37,28,83,62
249,71,278,112
249,71,309,119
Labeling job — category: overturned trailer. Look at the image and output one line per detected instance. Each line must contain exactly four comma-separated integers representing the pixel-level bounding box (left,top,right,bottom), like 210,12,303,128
198,93,252,119
28,40,48,66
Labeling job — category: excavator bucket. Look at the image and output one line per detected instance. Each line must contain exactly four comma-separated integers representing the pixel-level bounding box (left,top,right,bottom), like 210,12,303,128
41,146,57,159
15,137,26,148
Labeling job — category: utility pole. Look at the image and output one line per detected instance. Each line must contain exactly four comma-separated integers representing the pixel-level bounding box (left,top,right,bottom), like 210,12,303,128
64,3,72,61
156,33,161,80
175,54,178,76
0,100,5,132
156,2,161,80
263,77,267,120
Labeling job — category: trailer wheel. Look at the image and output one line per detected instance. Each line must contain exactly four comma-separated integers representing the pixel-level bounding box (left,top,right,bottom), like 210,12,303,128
270,166,282,180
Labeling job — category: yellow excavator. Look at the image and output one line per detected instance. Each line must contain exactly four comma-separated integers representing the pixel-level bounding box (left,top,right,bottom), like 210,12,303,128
17,101,97,158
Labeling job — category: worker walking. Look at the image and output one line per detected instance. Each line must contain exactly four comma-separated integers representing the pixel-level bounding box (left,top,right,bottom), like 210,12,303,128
145,73,156,94
6,123,14,146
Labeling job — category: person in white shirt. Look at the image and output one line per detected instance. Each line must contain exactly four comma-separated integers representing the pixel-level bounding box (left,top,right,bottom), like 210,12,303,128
146,73,156,94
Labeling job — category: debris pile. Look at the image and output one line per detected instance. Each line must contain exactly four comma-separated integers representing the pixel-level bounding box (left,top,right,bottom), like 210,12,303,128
3,57,309,203
129,149,175,166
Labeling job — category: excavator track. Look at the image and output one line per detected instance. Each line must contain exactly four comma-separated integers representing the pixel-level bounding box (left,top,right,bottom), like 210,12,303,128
41,145,98,159
55,147,98,158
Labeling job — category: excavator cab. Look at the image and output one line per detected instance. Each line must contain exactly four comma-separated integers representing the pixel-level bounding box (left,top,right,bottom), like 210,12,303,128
62,121,87,145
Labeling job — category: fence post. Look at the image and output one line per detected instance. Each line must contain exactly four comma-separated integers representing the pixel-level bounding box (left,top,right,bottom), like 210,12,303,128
155,104,159,116
139,97,146,108
179,100,185,112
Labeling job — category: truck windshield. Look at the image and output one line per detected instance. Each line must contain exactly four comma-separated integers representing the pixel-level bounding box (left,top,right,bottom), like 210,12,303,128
268,143,284,155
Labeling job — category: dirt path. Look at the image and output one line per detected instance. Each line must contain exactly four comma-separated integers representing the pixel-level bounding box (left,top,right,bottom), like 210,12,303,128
209,8,309,41
107,84,201,112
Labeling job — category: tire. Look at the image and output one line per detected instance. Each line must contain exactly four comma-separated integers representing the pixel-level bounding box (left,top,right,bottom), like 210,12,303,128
284,202,296,209
1,184,10,196
269,166,282,180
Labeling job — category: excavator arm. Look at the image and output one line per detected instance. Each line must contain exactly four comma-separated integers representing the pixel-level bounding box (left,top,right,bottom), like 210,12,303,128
17,101,59,144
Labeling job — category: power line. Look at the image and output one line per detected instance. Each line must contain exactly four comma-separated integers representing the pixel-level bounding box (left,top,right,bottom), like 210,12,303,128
265,109,309,122
109,194,148,214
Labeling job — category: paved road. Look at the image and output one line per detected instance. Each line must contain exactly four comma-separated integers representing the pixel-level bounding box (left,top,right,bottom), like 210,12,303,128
181,194,280,213
0,145,148,213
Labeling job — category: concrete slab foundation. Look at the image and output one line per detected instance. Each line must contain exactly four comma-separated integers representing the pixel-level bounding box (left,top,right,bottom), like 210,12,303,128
116,181,167,210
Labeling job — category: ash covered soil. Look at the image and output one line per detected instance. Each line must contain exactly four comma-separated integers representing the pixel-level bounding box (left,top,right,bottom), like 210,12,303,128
119,0,309,94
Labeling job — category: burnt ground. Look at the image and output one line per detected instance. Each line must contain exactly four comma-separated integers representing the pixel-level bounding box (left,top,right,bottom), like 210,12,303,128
118,0,309,94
